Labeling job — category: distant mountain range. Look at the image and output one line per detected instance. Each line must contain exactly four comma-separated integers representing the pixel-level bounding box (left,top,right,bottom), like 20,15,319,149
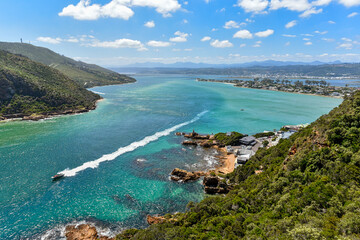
115,60,344,69
112,62,360,78
0,42,136,88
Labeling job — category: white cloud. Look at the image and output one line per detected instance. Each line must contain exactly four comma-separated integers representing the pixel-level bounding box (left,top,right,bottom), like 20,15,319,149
328,20,336,24
305,41,313,45
201,36,211,42
300,7,323,17
255,29,274,37
339,0,360,7
59,0,181,20
210,40,233,48
283,34,296,37
37,37,62,44
89,38,147,51
253,41,262,47
270,0,311,11
59,0,132,20
342,37,352,41
312,0,332,6
182,19,188,24
235,0,359,19
147,40,171,47
285,41,291,46
236,0,269,13
224,20,245,29
211,28,218,32
348,12,358,17
240,43,246,47
303,38,310,41
233,30,253,39
144,20,155,28
65,37,80,43
285,20,297,29
314,30,328,34
169,31,189,42
338,43,353,49
322,38,335,42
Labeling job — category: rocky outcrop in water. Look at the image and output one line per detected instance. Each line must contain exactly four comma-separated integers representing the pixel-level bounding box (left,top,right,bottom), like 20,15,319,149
203,176,231,194
170,168,206,182
65,224,112,240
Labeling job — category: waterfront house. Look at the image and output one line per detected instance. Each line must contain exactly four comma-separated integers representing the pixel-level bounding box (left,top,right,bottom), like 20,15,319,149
239,136,257,146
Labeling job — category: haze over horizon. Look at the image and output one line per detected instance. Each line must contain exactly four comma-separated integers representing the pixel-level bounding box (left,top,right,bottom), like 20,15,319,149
1,0,360,66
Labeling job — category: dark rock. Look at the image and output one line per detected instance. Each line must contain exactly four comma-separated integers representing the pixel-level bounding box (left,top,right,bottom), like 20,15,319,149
182,140,198,146
203,176,231,194
200,141,213,148
170,168,206,182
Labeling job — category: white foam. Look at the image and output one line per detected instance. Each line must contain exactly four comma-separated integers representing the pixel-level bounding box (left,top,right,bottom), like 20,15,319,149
60,111,208,177
92,91,106,95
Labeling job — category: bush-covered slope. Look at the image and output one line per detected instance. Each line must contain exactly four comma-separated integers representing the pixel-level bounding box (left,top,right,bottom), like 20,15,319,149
0,50,100,118
0,42,136,88
117,92,360,239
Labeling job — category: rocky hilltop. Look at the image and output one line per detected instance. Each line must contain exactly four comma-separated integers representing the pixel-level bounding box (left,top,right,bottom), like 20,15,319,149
0,50,100,120
0,42,136,88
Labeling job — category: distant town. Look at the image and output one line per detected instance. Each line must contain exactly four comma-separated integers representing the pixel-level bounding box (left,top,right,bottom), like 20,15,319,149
197,78,359,98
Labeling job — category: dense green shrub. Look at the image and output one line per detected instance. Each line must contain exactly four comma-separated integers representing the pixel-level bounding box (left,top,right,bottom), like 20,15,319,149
214,132,245,146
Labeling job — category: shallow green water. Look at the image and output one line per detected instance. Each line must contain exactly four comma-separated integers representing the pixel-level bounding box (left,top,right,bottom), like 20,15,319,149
0,75,342,239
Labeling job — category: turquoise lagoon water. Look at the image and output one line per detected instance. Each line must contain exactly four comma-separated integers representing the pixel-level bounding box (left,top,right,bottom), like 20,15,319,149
0,75,342,239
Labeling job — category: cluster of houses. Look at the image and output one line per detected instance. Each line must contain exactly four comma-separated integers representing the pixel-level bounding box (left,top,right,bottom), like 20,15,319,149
226,124,308,166
197,78,357,98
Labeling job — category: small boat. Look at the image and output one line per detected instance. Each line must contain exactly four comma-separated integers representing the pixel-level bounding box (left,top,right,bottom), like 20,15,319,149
51,173,65,181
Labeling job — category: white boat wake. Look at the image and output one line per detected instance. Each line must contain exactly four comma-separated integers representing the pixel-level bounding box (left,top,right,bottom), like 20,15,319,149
60,110,208,177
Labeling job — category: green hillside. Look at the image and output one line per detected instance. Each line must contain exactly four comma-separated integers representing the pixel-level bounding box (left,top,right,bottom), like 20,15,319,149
0,42,135,88
0,50,100,118
117,92,360,239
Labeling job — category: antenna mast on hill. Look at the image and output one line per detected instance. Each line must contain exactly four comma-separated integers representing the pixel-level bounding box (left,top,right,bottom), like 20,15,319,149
20,38,23,44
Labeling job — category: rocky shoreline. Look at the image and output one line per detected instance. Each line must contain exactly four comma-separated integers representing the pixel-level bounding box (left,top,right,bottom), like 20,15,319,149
0,98,103,123
65,224,113,240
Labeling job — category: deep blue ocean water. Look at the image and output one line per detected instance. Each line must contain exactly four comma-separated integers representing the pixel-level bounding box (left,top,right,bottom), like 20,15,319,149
0,75,342,239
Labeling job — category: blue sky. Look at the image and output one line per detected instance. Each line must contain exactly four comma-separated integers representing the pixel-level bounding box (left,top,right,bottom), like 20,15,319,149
0,0,359,66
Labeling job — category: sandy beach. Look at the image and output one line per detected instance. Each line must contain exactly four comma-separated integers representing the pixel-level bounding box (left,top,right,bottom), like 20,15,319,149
215,147,236,174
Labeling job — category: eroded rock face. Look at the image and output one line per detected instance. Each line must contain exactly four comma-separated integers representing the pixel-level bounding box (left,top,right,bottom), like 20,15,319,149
170,168,206,182
203,176,230,194
65,224,113,240
147,215,166,225
65,224,98,240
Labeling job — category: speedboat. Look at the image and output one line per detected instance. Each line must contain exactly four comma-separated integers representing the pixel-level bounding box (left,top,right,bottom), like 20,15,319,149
51,173,65,181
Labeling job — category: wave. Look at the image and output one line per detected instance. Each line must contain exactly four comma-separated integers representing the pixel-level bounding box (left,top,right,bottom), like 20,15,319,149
91,91,106,95
60,110,208,177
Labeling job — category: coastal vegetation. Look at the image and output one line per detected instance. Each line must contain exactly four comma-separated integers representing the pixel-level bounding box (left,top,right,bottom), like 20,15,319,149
198,78,356,98
116,90,360,239
214,132,245,146
0,42,136,88
0,50,100,119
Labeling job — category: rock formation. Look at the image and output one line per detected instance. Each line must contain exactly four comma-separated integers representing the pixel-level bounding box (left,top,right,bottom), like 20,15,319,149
146,215,167,225
203,176,231,194
65,224,112,240
170,168,206,182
